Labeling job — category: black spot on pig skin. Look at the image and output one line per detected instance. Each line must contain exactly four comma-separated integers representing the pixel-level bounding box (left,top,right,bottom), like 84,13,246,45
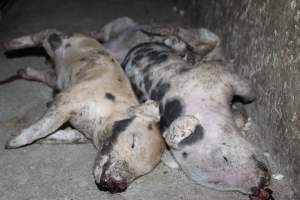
179,67,192,74
122,46,152,68
144,75,152,92
178,125,204,147
131,52,147,66
105,92,115,101
140,50,168,74
135,47,153,55
145,50,168,66
150,80,170,101
48,33,62,51
97,50,109,56
131,83,145,102
111,117,135,144
64,43,71,48
160,98,183,132
122,42,170,71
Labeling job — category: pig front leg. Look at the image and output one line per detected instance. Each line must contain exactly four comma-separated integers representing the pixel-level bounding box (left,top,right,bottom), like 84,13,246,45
38,127,88,144
5,94,73,149
17,67,57,88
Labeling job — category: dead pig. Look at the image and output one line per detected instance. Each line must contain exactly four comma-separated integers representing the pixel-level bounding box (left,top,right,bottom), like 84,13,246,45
3,29,165,193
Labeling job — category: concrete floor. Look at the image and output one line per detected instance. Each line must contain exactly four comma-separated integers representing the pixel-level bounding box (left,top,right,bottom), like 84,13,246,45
0,0,292,200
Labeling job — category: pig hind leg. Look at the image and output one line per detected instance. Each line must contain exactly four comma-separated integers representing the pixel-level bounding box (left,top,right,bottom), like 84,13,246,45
18,67,57,88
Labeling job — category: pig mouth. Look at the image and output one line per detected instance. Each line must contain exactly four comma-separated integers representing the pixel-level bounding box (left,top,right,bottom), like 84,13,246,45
249,187,274,200
250,177,269,192
96,161,129,193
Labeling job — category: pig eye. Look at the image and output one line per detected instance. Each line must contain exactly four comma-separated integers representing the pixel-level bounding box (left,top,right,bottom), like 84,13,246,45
182,151,188,158
212,148,229,162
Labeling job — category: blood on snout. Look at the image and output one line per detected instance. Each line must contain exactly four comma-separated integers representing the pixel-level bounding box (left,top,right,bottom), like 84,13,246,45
97,170,128,193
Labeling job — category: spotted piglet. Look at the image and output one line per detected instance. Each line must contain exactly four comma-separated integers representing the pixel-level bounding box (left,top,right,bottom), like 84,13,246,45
4,29,165,193
122,42,271,195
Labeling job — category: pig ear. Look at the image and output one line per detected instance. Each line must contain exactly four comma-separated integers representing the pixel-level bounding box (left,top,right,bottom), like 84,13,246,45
163,35,187,55
128,100,160,122
177,27,222,60
163,115,201,149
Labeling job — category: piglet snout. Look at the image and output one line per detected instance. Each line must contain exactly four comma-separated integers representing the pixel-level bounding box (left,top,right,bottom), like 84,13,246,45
251,154,271,181
97,176,128,193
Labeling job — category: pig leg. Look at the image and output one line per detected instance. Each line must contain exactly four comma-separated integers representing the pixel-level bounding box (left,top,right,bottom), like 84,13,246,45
89,17,138,42
4,29,61,51
17,67,57,88
38,127,88,144
5,94,73,149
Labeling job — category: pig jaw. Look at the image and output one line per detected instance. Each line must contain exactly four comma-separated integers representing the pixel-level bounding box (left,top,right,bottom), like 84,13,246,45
171,134,270,194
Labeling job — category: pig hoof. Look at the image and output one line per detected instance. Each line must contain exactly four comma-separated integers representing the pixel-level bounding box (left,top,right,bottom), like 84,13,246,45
3,41,16,50
5,139,19,149
5,136,27,149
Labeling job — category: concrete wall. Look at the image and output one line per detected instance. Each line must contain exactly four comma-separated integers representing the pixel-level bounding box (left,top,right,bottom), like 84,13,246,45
184,0,299,198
